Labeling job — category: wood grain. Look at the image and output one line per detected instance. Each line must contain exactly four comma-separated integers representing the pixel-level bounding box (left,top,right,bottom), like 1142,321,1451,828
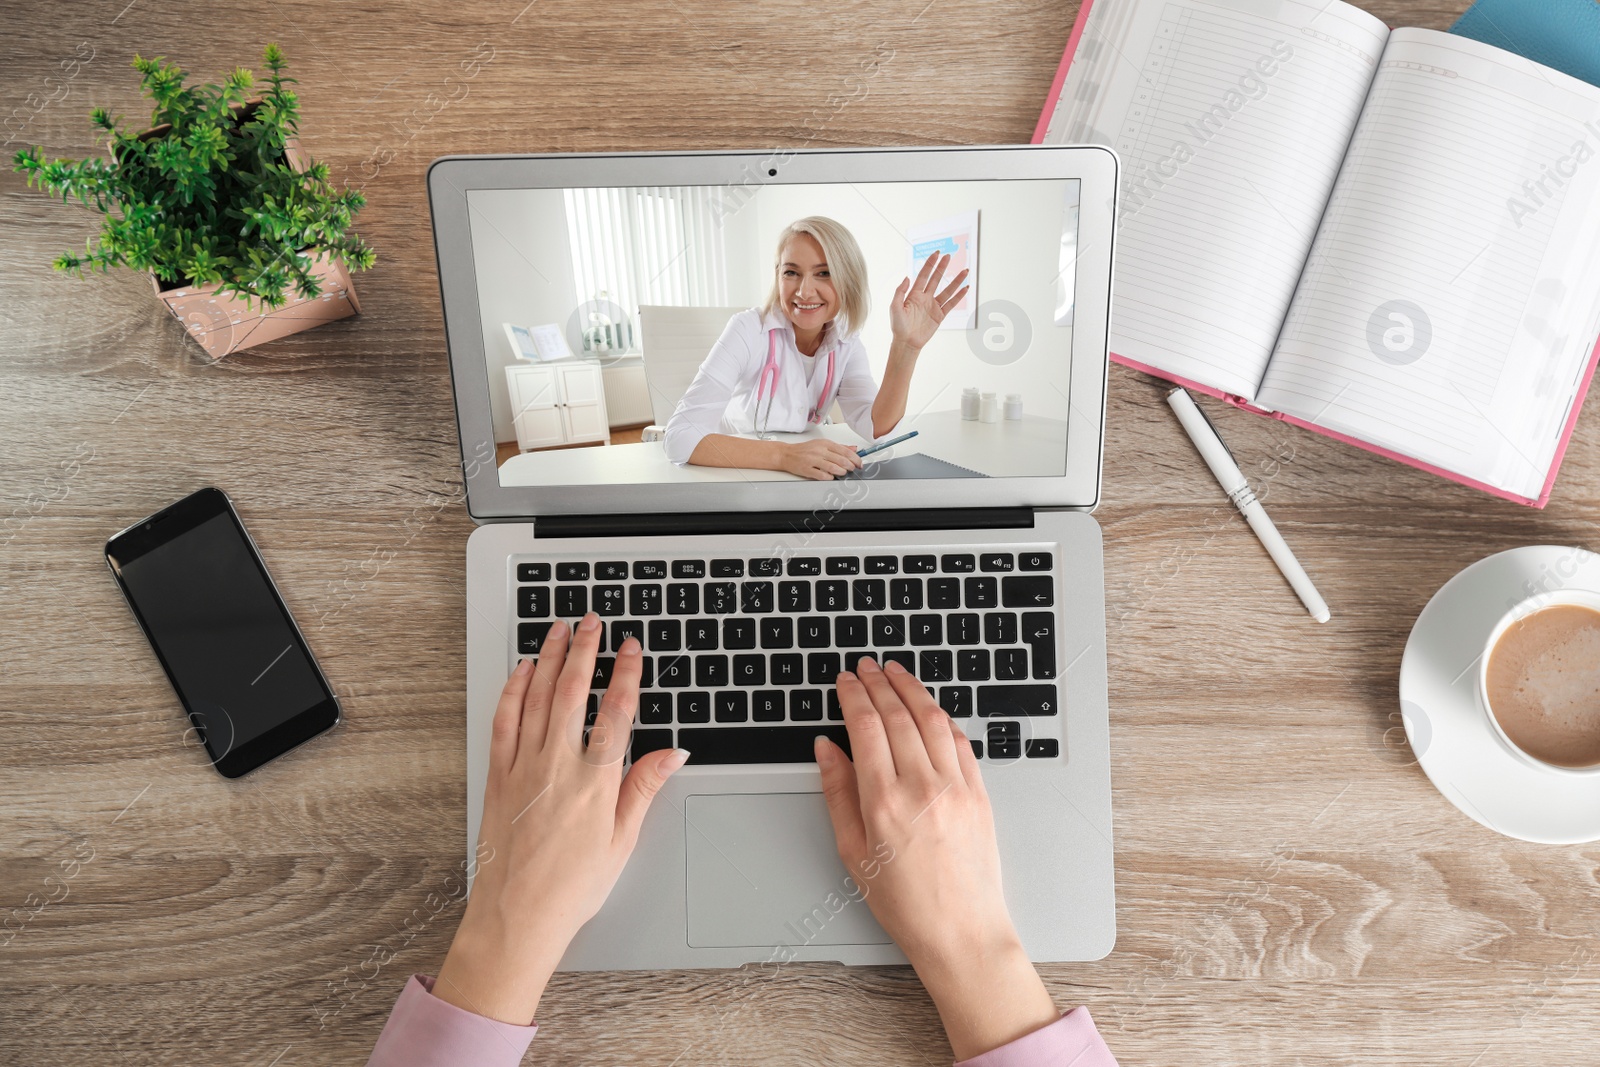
5,0,1600,1063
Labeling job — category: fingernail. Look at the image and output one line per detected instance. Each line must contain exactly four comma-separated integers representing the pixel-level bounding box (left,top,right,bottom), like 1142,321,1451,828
837,669,855,682
513,658,532,675
550,619,570,638
620,636,641,655
579,613,601,632
885,659,906,675
859,657,880,673
662,748,690,773
814,736,836,766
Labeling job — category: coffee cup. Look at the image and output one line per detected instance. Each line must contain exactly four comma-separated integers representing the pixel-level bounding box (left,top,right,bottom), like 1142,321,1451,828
1477,588,1600,777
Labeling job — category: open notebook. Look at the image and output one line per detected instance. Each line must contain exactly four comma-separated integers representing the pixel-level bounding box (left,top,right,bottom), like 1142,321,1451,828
1035,0,1600,506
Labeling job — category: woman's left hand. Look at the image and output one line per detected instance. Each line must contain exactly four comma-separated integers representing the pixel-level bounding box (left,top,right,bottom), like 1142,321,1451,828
889,251,971,351
432,614,688,1024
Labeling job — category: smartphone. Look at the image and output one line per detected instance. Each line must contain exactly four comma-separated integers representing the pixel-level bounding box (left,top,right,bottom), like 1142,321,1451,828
105,487,339,778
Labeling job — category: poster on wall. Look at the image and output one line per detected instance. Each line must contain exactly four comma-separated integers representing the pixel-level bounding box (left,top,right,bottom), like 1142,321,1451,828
906,210,979,331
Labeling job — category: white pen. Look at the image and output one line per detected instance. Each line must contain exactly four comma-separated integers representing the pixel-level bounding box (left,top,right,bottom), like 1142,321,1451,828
1165,387,1330,623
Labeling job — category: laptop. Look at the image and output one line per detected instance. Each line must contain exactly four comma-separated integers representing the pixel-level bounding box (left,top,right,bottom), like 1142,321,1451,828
427,145,1119,968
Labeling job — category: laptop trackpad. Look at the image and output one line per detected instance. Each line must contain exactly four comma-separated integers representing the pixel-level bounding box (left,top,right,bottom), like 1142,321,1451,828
685,792,892,949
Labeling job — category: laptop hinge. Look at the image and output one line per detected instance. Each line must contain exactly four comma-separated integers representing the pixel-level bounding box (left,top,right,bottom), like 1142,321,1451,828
533,506,1036,539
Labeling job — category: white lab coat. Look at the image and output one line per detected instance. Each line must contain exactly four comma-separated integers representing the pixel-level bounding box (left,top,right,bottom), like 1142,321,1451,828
662,308,891,466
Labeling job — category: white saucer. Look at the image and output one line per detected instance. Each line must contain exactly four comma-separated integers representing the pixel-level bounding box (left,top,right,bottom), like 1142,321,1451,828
1398,545,1600,844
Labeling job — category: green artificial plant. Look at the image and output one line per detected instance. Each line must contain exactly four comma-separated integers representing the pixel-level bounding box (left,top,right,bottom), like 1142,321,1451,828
13,44,374,308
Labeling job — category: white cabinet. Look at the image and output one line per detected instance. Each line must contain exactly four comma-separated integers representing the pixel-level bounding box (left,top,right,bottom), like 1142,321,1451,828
505,361,610,452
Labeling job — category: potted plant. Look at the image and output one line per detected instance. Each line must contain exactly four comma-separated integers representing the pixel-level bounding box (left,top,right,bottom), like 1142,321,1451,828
13,44,375,359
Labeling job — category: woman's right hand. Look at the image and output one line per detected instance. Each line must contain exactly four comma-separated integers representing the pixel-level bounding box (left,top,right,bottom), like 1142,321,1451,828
814,658,1061,1061
781,439,862,480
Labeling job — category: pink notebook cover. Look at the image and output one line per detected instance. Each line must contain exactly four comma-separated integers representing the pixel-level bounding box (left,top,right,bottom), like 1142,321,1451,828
1031,0,1600,508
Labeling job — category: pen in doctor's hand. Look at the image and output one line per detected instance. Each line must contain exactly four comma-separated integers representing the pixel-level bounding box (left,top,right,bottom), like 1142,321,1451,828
856,429,919,460
1165,388,1330,623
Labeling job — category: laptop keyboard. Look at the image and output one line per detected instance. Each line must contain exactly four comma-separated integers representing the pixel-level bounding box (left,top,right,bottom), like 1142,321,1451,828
512,550,1064,766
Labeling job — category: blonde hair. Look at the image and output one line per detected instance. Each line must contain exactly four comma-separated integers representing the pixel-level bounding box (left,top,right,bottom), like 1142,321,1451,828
762,216,869,337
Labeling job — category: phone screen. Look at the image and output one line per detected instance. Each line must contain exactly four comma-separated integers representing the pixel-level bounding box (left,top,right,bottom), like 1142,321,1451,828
106,488,338,777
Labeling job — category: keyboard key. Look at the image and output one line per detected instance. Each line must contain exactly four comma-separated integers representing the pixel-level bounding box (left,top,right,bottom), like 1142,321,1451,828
787,556,822,576
957,649,991,681
1022,612,1057,679
779,581,811,613
667,583,699,615
723,618,757,649
889,578,923,611
715,691,749,722
1002,575,1054,608
748,557,782,577
591,657,615,688
941,553,976,573
826,557,860,575
852,579,886,611
964,576,998,609
903,554,937,573
845,650,879,672
639,693,673,724
594,585,625,616
657,656,692,687
740,581,774,613
705,582,737,614
517,586,550,618
948,612,980,646
995,648,1029,680
909,614,942,646
611,619,644,650
752,690,786,721
760,617,794,649
882,650,916,673
771,654,803,685
677,692,711,723
872,615,906,647
984,612,1018,646
816,580,849,611
798,617,831,647
865,555,899,574
987,720,1021,759
733,654,766,686
517,562,551,582
835,615,868,647
556,586,588,616
928,578,960,609
672,559,706,578
970,738,983,759
791,689,825,720
695,655,729,688
939,686,974,717
685,619,718,650
807,652,842,686
977,684,1059,716
596,561,629,580
629,584,663,616
646,617,678,652
679,724,851,764
633,560,669,580
517,621,553,654
711,558,744,577
630,728,674,762
980,553,1015,572
1019,551,1053,571
556,562,590,581
1025,738,1060,758
919,650,953,682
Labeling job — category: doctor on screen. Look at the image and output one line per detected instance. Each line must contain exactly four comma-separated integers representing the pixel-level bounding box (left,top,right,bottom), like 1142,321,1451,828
662,216,969,480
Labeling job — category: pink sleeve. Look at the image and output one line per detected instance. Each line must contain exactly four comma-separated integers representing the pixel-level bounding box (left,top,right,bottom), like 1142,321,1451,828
954,1007,1119,1067
366,975,537,1067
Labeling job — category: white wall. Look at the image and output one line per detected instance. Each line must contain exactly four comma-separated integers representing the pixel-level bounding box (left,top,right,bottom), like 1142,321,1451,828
468,188,581,443
748,180,1076,421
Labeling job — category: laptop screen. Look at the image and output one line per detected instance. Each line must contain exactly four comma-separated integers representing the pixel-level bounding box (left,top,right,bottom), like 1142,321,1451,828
463,178,1081,488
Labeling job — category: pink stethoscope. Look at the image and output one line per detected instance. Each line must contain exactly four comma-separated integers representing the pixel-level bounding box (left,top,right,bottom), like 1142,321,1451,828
754,327,836,439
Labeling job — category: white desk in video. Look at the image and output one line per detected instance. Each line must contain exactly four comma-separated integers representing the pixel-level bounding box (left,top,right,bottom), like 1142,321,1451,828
496,409,1068,486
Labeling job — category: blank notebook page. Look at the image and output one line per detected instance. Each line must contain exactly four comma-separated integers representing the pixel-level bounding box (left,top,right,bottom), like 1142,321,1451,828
1259,29,1600,498
1045,0,1389,398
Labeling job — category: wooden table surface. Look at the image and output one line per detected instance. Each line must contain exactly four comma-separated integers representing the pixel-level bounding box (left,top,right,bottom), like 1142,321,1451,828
5,1,1598,1064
